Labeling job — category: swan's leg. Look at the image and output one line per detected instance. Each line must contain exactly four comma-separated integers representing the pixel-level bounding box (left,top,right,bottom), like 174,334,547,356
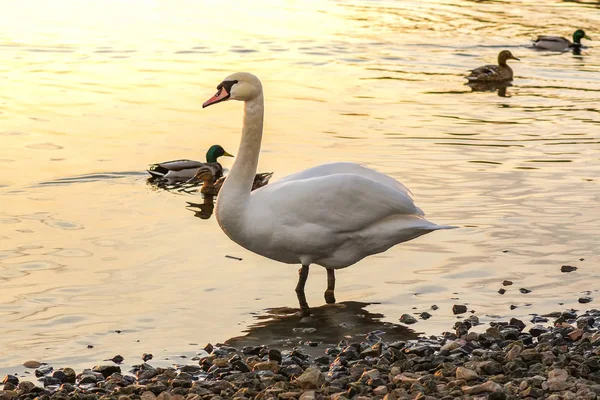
324,268,336,304
295,265,310,316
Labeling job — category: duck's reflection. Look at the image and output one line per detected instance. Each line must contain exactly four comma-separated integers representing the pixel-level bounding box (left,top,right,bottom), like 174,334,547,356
225,301,418,355
146,176,201,194
466,81,512,97
147,172,273,221
186,195,216,220
146,177,218,219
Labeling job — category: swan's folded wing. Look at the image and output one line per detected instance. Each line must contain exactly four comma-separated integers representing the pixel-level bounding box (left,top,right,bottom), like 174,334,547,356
255,173,425,234
275,162,413,196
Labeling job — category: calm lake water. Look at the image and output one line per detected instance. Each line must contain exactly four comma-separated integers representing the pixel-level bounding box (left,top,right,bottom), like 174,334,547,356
1,0,599,374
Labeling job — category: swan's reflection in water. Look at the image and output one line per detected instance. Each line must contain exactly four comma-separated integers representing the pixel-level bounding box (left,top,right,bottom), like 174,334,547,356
226,302,418,356
466,81,513,97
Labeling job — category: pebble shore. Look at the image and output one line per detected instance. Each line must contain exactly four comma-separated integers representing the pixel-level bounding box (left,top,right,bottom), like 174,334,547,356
3,308,600,400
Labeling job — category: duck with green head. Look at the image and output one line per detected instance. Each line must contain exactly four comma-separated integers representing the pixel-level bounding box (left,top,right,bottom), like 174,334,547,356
466,50,520,83
147,144,233,180
533,29,591,51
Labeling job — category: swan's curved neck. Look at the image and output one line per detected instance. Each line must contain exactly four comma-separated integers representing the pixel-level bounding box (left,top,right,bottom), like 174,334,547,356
217,93,264,207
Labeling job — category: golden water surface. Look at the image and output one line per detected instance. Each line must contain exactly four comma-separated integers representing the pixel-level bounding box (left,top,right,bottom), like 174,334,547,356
1,0,599,372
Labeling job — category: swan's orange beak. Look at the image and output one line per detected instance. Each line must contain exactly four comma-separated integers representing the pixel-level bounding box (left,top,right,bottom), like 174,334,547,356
203,87,230,108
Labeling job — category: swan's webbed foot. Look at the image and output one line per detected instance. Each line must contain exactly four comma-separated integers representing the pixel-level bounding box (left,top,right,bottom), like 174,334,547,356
325,268,336,304
295,265,311,316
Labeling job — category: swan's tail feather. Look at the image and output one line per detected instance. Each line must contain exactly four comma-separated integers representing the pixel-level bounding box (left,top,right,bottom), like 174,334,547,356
431,224,458,230
413,223,458,232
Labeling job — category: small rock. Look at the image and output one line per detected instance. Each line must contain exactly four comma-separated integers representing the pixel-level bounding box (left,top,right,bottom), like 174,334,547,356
43,376,60,387
212,358,229,368
452,305,467,315
419,312,432,320
0,390,17,400
502,280,513,286
543,368,570,391
156,392,171,400
17,382,35,393
462,380,503,394
34,366,53,377
568,329,584,341
52,370,67,383
22,361,42,369
62,368,76,384
92,365,121,378
360,343,382,358
203,343,213,353
579,296,592,304
78,374,98,384
519,288,531,294
498,288,506,295
141,391,156,400
268,349,282,364
142,353,153,362
509,318,526,331
561,265,577,273
360,369,379,381
2,376,18,386
110,355,124,364
530,315,548,323
295,367,324,389
299,391,316,400
440,340,462,352
510,305,518,310
281,364,303,378
505,344,522,361
456,367,478,380
253,360,279,373
373,386,388,396
399,314,417,324
431,305,439,311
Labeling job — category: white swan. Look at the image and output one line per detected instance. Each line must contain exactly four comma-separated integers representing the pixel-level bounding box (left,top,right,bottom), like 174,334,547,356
202,72,455,314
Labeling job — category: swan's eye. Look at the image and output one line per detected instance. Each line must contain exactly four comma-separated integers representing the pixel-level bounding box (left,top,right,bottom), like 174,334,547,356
233,80,239,84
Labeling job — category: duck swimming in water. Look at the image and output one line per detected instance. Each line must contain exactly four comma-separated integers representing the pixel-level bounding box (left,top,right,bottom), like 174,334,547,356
466,50,520,83
533,29,591,51
147,144,233,180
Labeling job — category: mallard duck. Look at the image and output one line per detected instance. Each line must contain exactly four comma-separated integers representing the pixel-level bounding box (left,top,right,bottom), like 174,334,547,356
466,50,520,83
147,144,233,180
187,169,273,195
533,29,591,51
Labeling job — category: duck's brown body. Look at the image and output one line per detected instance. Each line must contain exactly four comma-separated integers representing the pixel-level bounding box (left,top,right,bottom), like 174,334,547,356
466,50,519,83
191,171,273,196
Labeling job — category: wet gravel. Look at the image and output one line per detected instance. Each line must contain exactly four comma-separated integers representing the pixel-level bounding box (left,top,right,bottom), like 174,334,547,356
4,309,600,400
